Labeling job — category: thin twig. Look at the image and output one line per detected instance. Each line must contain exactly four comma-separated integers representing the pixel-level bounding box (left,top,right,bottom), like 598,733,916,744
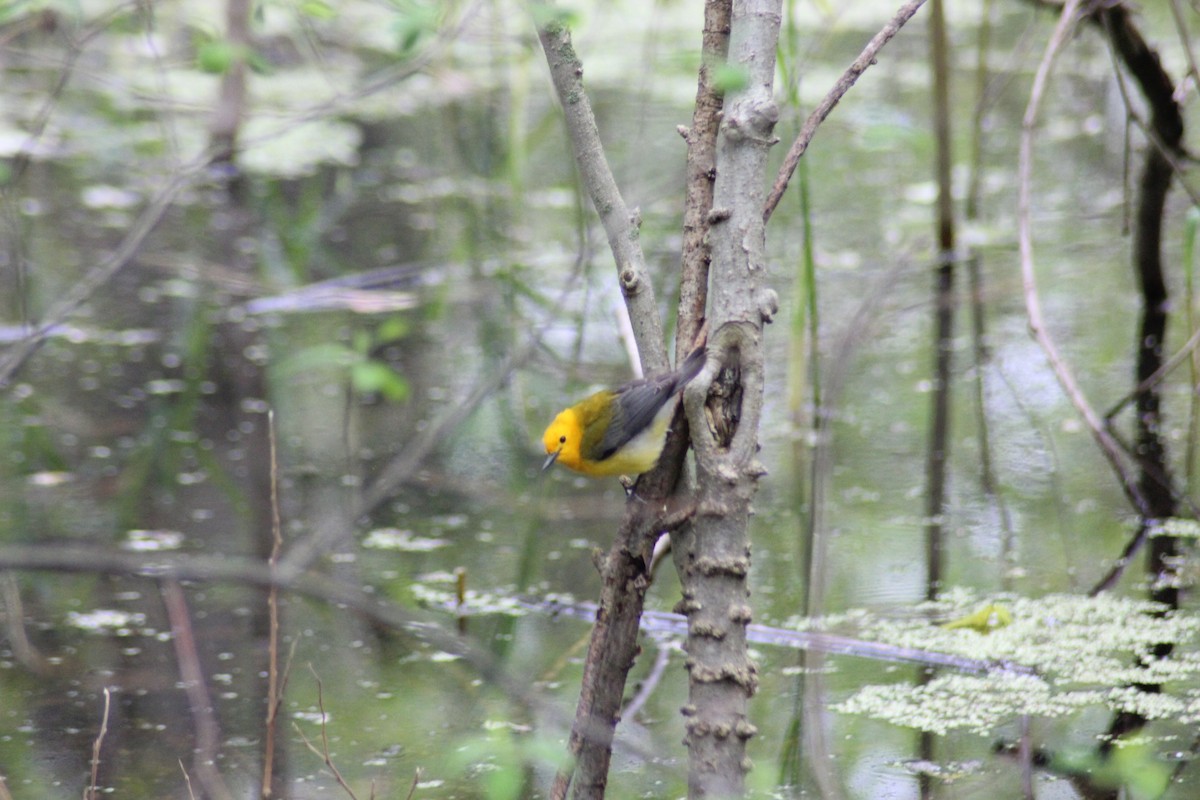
295,665,360,800
1016,0,1149,515
86,687,112,800
262,409,285,798
1168,0,1200,99
3,7,125,336
1106,316,1200,422
405,768,423,800
0,159,211,388
1090,526,1147,594
179,760,197,800
763,0,928,222
5,5,135,187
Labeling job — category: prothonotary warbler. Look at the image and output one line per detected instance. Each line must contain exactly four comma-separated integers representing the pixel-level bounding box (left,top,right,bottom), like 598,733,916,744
542,346,707,477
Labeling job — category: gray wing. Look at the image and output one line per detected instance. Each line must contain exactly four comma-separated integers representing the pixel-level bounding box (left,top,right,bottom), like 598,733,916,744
594,374,678,460
592,346,707,461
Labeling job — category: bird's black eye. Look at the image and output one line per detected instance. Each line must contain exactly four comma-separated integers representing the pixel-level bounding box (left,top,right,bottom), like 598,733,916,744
559,435,567,444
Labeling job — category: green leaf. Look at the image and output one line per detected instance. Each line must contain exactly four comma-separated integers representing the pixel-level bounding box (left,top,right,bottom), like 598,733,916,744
351,361,409,402
376,316,410,345
276,344,358,376
196,40,236,74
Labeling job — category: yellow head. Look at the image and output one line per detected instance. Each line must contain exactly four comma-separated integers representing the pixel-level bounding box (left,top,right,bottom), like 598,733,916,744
542,406,584,472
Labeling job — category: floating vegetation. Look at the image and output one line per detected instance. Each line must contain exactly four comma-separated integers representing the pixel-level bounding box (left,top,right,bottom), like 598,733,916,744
1150,518,1200,539
842,672,1092,736
363,528,448,552
122,529,185,552
834,590,1200,735
410,584,528,617
66,609,146,633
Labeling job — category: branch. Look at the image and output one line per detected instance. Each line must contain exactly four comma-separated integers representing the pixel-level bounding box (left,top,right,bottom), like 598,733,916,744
295,666,361,800
763,0,928,223
535,18,667,374
676,0,731,359
263,410,284,798
85,687,112,800
0,160,211,389
535,7,722,797
1016,0,1150,515
675,1,783,796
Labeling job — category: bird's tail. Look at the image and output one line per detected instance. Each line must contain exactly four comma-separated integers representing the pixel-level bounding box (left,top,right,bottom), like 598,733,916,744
675,342,707,388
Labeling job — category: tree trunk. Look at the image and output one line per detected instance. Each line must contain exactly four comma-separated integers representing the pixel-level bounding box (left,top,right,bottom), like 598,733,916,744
676,1,782,796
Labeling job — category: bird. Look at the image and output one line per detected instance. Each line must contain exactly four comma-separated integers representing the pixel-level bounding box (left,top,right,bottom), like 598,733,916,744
541,345,707,477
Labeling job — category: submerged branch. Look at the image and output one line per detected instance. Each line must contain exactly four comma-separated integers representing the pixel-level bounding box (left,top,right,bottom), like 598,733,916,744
534,599,1037,677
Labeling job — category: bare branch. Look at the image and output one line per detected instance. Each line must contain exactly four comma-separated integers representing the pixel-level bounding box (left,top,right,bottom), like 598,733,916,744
178,760,196,800
294,665,361,800
763,0,928,222
262,409,285,798
85,687,112,800
535,18,667,374
0,160,211,389
1017,0,1149,515
677,0,732,359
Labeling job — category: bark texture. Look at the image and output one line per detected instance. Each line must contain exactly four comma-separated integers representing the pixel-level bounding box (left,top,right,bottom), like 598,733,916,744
677,1,782,796
536,19,669,374
677,0,732,360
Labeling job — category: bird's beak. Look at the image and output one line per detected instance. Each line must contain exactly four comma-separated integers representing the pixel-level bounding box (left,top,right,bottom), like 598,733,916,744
543,448,561,471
